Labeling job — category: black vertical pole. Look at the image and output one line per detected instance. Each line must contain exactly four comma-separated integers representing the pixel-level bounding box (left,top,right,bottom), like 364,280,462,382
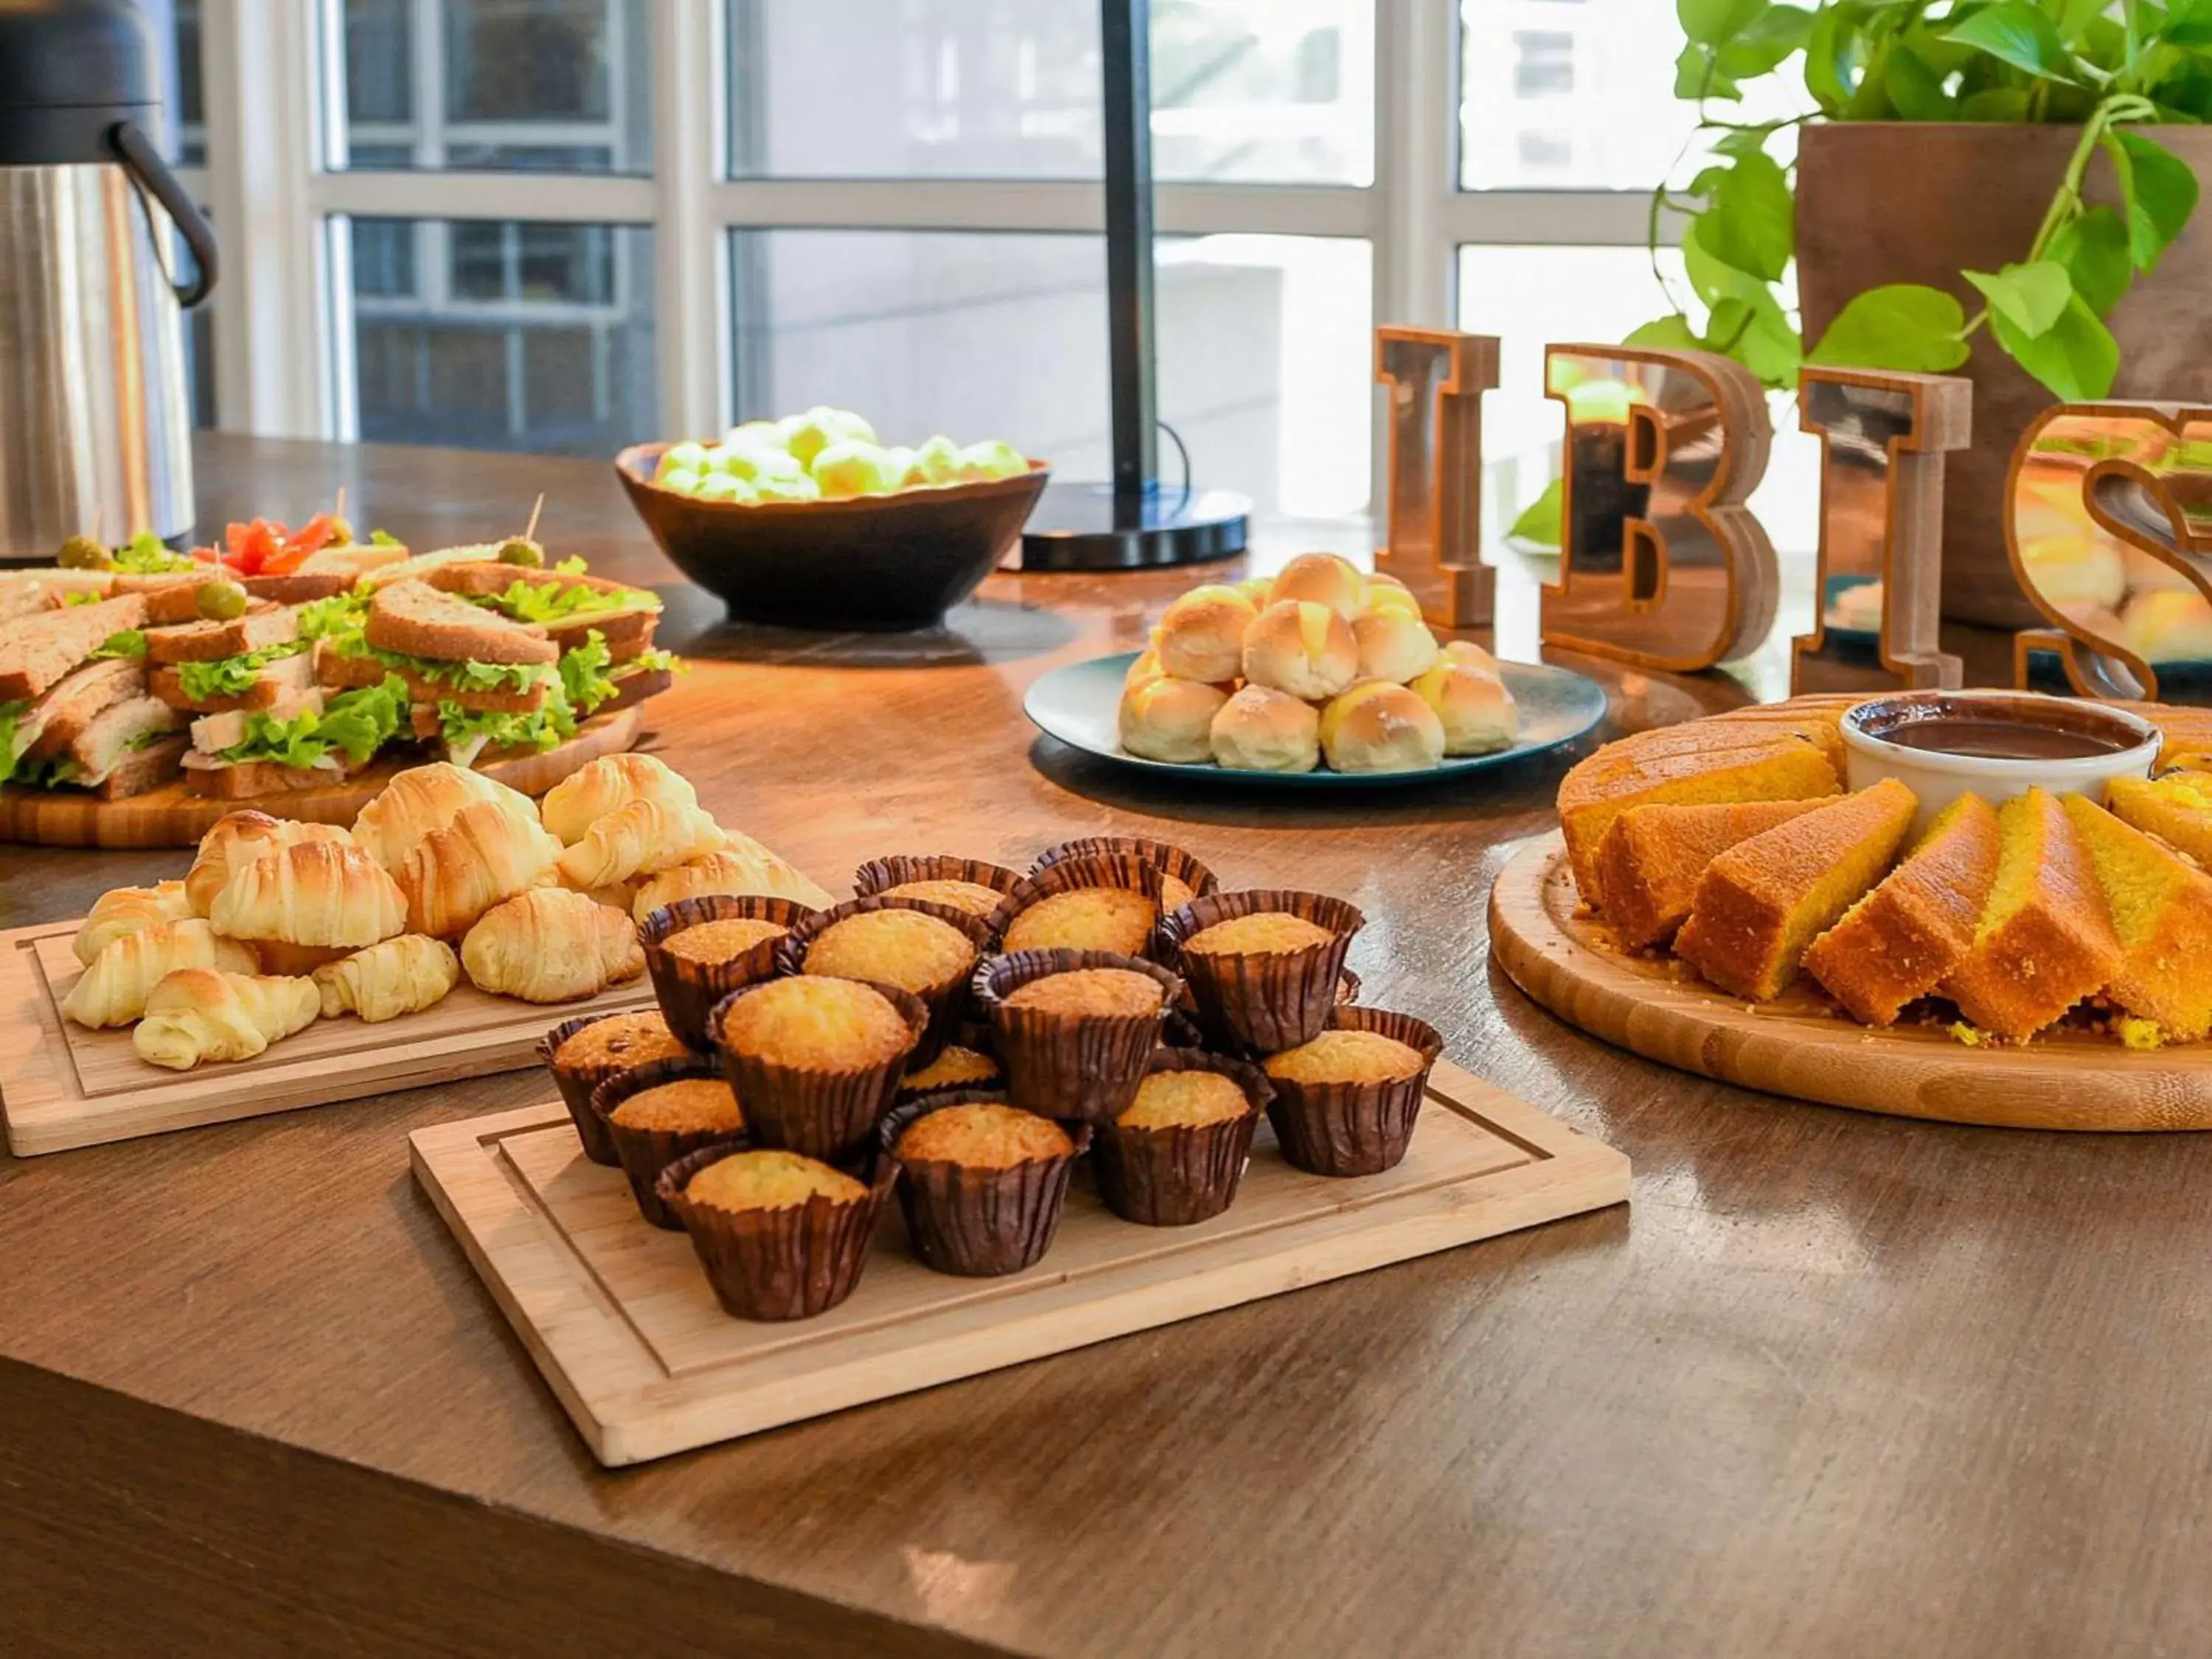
1101,0,1158,511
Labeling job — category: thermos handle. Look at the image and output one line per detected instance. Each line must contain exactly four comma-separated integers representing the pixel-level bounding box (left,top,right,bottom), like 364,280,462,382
106,120,219,310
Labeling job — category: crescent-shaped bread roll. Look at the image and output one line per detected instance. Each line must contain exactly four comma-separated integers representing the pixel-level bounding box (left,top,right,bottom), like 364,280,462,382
62,919,261,1029
554,796,728,891
399,798,563,938
351,761,538,872
313,934,461,1022
539,753,699,846
185,812,354,916
132,968,321,1070
630,846,837,919
460,887,644,1004
210,840,406,949
74,879,193,965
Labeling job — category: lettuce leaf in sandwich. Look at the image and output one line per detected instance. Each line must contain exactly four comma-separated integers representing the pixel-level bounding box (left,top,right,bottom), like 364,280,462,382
437,691,577,768
214,674,408,770
328,630,557,695
176,639,311,702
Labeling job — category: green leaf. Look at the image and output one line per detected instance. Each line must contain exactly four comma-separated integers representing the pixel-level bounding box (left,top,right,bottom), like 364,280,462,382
1507,477,1563,548
1958,86,2034,120
219,675,406,769
2046,206,2133,313
1804,4,1863,112
1885,39,1955,118
1701,152,1795,282
2166,0,2212,47
2110,131,2199,271
1718,4,1815,76
175,640,310,702
2051,0,2106,44
1675,41,1742,100
86,629,147,661
367,529,403,547
557,632,618,717
1678,0,1769,47
1807,284,1972,372
1704,294,1805,386
1990,290,2120,399
1941,2,2081,82
1624,315,1705,350
1710,121,1786,158
1961,260,2074,338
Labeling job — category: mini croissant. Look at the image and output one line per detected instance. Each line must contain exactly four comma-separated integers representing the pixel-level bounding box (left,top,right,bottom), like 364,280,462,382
132,968,321,1070
314,934,461,1022
352,760,539,873
554,796,728,891
186,811,354,916
460,887,644,1004
400,798,563,938
540,753,698,846
62,919,261,1029
74,879,194,965
210,840,407,949
631,846,836,920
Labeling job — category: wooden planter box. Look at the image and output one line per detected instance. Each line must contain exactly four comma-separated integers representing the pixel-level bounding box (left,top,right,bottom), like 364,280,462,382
1797,122,2212,628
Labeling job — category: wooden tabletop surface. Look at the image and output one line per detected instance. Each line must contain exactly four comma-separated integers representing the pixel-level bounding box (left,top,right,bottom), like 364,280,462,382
1,434,2203,1658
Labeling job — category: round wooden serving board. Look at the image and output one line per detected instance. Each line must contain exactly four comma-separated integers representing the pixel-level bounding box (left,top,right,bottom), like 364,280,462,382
1486,832,2212,1132
0,707,642,849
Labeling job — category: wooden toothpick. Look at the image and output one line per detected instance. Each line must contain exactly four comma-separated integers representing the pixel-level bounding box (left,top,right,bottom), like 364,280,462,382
523,493,545,544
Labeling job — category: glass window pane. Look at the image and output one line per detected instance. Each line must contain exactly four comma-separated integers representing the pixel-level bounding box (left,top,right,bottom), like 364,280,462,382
1458,0,1802,191
341,217,656,456
170,0,206,164
727,229,1368,517
1455,244,1817,552
728,0,1374,186
331,0,653,175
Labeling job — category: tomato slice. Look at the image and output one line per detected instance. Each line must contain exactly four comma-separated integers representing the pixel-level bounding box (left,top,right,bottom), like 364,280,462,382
263,513,336,574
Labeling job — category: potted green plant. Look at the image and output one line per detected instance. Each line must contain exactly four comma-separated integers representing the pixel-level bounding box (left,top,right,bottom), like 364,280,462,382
1514,0,2212,628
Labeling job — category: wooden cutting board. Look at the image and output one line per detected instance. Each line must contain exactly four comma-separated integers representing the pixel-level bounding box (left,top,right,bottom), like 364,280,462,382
0,706,641,849
410,1062,1630,1467
1487,832,2212,1131
0,919,653,1155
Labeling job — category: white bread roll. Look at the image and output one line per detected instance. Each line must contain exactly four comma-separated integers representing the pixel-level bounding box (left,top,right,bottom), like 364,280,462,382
1209,684,1321,773
1232,574,1274,609
1241,599,1357,701
1120,675,1231,763
1124,646,1168,691
1361,582,1422,620
1319,681,1445,773
1267,552,1366,620
1439,639,1502,675
1411,660,1518,755
1154,584,1257,684
1351,609,1439,684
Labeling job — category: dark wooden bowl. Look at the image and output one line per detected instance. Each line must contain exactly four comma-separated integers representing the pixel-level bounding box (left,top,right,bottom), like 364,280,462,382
613,442,1050,632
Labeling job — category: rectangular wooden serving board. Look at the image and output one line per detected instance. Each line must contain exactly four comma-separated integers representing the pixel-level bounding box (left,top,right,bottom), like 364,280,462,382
410,1060,1630,1467
0,919,653,1156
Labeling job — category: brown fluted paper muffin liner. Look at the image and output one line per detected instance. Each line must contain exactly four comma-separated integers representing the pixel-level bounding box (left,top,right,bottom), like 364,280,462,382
973,948,1182,1122
589,1057,749,1230
710,978,928,1163
1262,1006,1444,1178
992,853,1167,958
540,1009,686,1166
1093,1048,1272,1227
777,894,994,1068
640,893,818,1051
878,1092,1091,1277
1157,888,1365,1054
1168,968,1353,1048
1033,836,1220,914
852,854,1023,918
655,1141,897,1321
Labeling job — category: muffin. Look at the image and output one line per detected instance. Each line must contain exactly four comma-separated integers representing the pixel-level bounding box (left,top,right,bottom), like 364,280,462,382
998,854,1165,960
712,975,926,1161
897,1043,1002,1097
1032,835,1219,917
782,895,992,1065
853,855,1023,922
590,1058,748,1229
639,894,815,1050
880,1093,1090,1277
1159,888,1365,1054
1093,1048,1271,1226
540,1009,693,1165
657,1143,895,1321
1260,1007,1443,1176
975,950,1180,1121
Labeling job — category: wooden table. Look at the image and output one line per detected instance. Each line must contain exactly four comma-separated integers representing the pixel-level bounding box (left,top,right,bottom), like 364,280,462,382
1,434,2202,1658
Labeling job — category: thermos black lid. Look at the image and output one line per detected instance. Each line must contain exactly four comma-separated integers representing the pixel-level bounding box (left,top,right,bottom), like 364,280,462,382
0,0,164,166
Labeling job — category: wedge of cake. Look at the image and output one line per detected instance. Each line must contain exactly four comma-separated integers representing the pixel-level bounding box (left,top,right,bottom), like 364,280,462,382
2105,773,2212,866
1802,793,2002,1026
2061,794,2212,1042
1558,735,1842,903
1593,798,1825,950
1674,778,1918,1002
1938,787,2121,1040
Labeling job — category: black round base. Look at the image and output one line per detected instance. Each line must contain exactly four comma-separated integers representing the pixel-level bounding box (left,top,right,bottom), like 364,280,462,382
1019,481,1250,571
